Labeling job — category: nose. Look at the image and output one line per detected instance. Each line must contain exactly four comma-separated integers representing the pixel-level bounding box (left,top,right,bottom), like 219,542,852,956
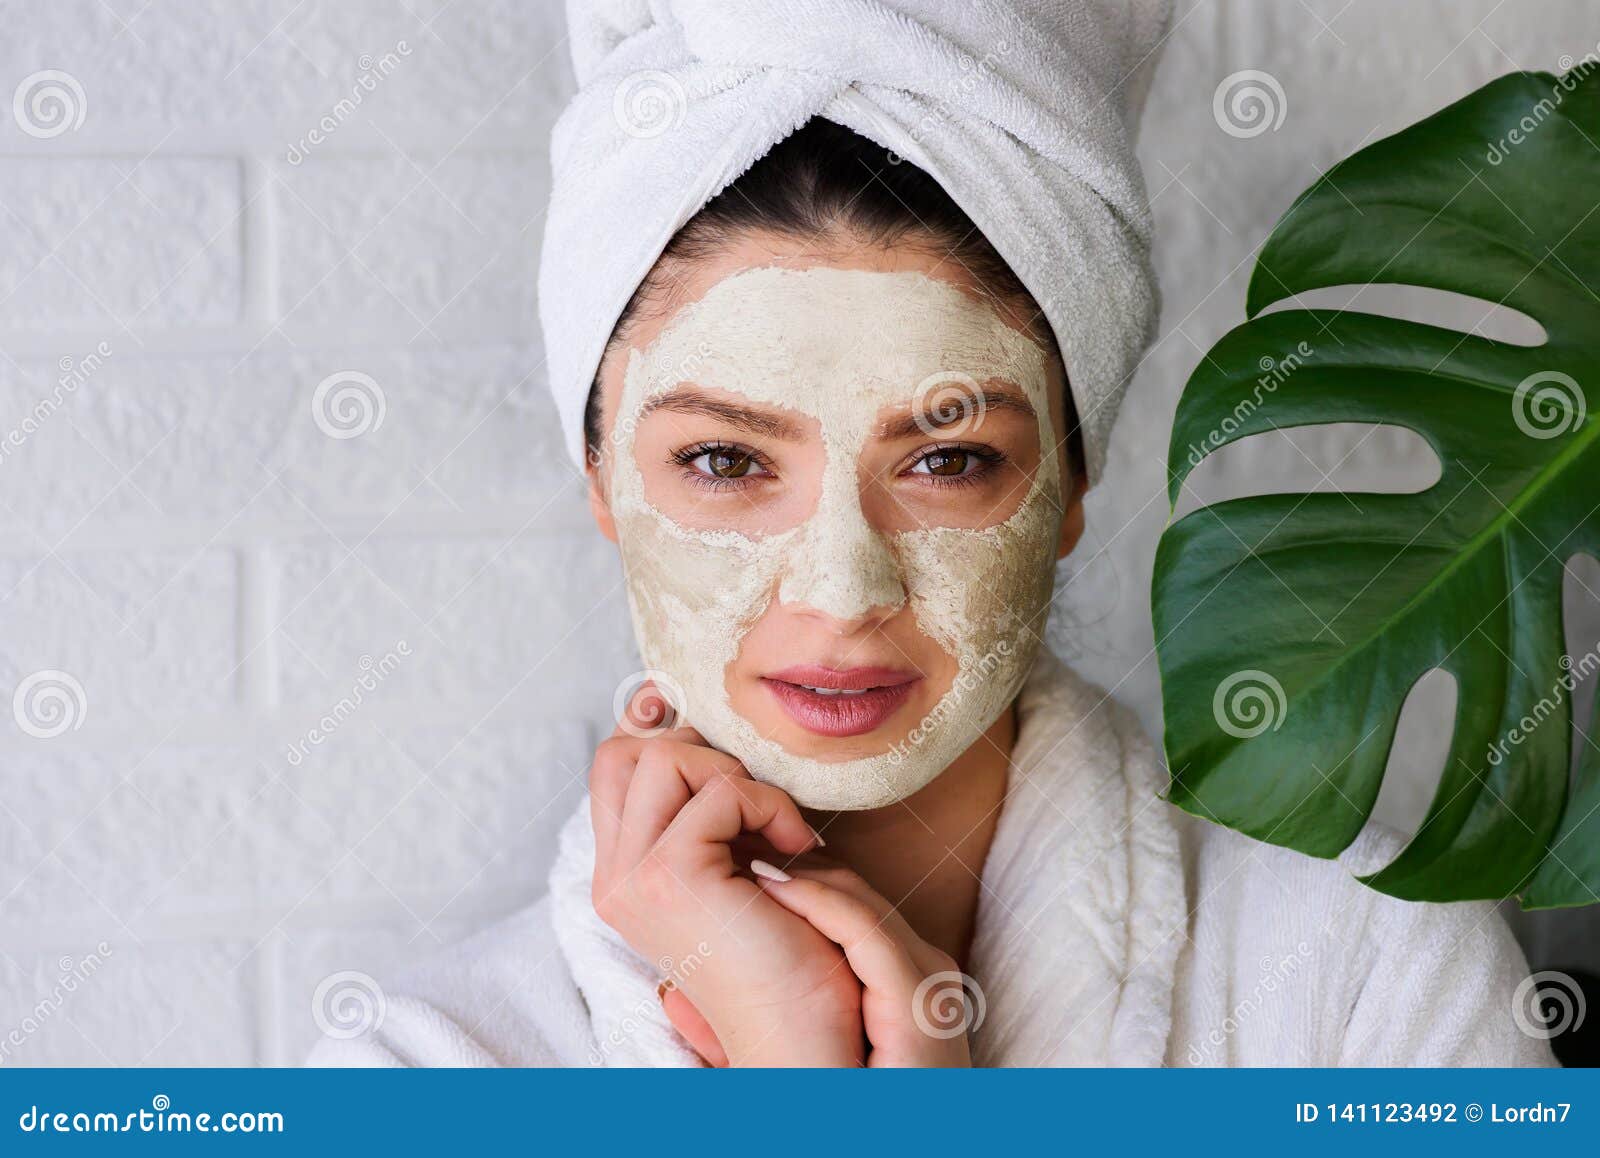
777,471,905,629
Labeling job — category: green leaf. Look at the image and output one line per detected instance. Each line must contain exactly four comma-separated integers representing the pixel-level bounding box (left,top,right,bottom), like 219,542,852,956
1153,69,1600,908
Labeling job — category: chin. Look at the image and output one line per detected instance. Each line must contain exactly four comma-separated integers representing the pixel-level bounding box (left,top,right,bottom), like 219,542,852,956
739,735,959,812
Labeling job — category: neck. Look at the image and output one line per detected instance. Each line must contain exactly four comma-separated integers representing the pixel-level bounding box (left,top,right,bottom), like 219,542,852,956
802,703,1016,967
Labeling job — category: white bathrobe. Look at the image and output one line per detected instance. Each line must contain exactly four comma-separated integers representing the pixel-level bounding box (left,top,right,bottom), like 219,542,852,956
308,652,1556,1068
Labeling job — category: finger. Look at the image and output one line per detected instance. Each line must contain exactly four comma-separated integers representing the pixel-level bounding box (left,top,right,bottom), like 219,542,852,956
660,984,728,1068
612,680,707,747
786,865,932,968
656,775,821,869
724,838,840,877
753,867,922,995
616,741,748,867
591,731,722,869
588,735,642,871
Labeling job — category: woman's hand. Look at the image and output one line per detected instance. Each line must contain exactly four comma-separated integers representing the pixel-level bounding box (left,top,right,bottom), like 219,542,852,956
588,688,863,1067
753,860,975,1067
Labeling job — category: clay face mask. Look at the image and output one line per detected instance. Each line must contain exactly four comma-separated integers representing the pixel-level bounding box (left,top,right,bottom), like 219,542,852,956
610,266,1061,810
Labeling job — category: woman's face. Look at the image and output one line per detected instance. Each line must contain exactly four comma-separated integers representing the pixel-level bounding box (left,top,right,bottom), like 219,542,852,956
589,234,1084,810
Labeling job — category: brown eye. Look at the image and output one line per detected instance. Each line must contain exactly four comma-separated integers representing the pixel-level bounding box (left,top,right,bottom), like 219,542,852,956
706,448,756,478
915,449,971,477
679,444,771,482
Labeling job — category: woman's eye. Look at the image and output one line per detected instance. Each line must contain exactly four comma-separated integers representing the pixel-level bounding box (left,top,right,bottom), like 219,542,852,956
690,447,768,479
912,448,973,477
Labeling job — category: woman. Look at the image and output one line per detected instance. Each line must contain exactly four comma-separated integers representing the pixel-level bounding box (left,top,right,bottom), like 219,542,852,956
311,2,1553,1067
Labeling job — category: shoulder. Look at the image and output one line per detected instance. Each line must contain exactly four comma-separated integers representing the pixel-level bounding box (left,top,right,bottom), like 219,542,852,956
305,894,593,1068
1173,817,1556,1066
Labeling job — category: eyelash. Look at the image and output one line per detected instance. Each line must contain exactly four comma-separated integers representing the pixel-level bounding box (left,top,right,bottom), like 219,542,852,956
908,443,1007,489
669,441,776,492
668,441,1008,491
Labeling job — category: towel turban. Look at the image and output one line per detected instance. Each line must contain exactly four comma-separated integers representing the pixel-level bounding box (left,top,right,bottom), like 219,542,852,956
538,0,1172,481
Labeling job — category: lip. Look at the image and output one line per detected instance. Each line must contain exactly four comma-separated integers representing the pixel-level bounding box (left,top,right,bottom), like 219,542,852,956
761,665,921,738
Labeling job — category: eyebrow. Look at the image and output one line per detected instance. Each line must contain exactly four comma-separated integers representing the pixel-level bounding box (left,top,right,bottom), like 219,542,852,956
637,388,808,441
876,386,1037,440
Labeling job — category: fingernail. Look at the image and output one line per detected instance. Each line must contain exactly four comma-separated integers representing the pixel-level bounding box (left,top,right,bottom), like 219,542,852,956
810,826,827,847
750,858,792,883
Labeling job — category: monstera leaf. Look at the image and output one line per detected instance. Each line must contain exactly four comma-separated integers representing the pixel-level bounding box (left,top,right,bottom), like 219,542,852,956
1154,69,1600,909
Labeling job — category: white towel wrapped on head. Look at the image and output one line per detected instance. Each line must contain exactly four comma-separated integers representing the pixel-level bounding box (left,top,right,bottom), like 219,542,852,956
538,0,1174,481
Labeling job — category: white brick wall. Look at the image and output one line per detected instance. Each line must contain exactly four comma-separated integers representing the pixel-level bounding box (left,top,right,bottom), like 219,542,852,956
1,0,1594,1065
